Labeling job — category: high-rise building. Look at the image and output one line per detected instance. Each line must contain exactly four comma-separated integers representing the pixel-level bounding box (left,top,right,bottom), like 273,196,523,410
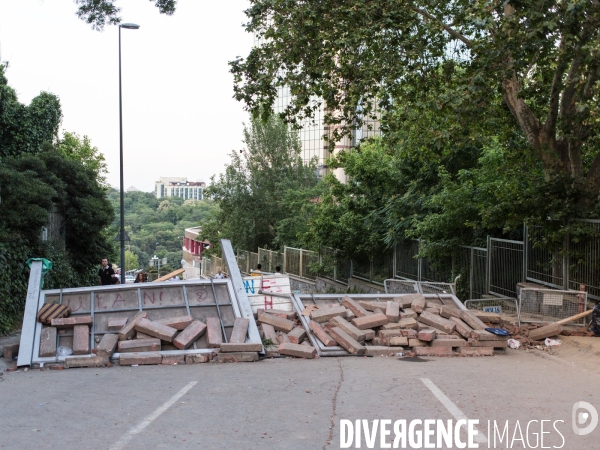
154,177,206,200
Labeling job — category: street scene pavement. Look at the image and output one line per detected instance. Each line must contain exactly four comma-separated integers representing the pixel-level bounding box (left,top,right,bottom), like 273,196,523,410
1,344,598,449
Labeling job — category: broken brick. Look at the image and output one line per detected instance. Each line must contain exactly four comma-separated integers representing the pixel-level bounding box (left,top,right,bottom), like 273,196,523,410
278,342,316,359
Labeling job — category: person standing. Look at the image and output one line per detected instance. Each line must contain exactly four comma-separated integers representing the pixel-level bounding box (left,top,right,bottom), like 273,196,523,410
98,258,115,285
272,265,283,276
134,272,146,283
214,267,225,279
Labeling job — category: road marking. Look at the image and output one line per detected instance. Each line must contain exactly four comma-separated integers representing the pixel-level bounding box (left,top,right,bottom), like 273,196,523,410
421,378,487,444
109,381,198,450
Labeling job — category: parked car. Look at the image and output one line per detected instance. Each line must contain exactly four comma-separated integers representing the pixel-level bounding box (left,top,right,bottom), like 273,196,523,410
125,275,135,284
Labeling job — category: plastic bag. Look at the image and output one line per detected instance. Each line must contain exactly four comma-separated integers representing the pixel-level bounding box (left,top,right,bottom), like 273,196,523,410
507,339,521,349
544,338,562,346
57,346,72,356
591,303,600,337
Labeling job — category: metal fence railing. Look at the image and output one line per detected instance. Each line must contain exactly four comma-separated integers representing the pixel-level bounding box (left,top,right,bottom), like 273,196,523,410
488,237,524,298
519,288,587,325
258,248,284,273
465,298,521,326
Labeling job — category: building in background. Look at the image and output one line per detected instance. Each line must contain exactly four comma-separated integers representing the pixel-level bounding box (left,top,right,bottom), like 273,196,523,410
154,177,206,200
181,226,210,279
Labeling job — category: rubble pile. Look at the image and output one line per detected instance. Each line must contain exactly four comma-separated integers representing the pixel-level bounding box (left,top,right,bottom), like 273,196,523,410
255,308,318,359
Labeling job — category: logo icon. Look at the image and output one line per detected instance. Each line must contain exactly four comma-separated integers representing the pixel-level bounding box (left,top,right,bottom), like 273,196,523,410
572,401,598,436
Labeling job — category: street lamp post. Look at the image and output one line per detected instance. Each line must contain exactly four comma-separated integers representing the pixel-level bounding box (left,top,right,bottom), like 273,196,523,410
118,22,140,284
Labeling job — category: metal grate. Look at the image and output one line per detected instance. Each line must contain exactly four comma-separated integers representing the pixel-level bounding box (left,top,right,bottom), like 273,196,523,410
489,238,524,298
465,298,520,326
519,288,587,325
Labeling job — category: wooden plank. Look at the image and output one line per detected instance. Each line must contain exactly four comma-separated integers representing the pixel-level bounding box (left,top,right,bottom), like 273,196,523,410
153,268,185,282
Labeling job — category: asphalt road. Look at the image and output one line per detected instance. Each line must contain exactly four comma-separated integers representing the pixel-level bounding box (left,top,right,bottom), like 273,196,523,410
1,350,598,449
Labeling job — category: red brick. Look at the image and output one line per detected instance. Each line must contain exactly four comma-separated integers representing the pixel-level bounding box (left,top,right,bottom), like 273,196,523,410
107,318,128,331
371,337,385,346
155,315,194,330
398,317,418,329
414,346,456,357
392,295,416,309
388,336,408,346
473,310,502,323
358,300,385,312
257,313,295,332
72,325,90,355
97,333,119,357
186,353,211,364
220,342,263,352
118,312,148,341
216,352,258,363
418,329,436,342
470,329,505,341
309,321,337,347
364,329,375,340
460,347,494,356
424,307,440,315
439,306,462,320
64,355,108,368
309,306,348,324
51,316,93,328
401,329,417,338
277,332,291,344
408,338,428,347
399,309,417,319
329,327,366,354
134,318,178,342
136,331,153,339
119,352,162,365
162,354,185,365
468,339,507,348
386,301,401,323
229,318,250,344
261,323,279,343
418,311,456,334
206,317,223,348
287,326,307,344
528,323,562,341
263,309,297,320
366,346,398,357
278,342,316,359
3,343,20,360
431,338,467,347
382,322,402,330
379,329,402,339
351,313,389,330
174,320,207,349
118,338,161,353
40,327,57,357
341,296,370,317
330,316,366,342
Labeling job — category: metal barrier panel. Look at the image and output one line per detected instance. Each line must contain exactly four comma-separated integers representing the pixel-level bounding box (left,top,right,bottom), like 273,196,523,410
520,288,587,325
526,226,564,288
300,249,319,281
372,250,394,285
352,258,371,282
395,240,419,280
248,252,259,273
421,255,452,283
465,298,520,326
284,247,301,277
489,238,524,298
567,220,600,300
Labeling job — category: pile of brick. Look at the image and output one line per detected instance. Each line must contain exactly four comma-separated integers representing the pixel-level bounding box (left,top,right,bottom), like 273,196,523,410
300,295,509,357
39,312,262,368
255,309,318,359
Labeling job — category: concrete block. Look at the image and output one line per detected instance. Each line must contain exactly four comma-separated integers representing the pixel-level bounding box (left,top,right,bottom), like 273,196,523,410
450,317,473,338
468,339,507,348
408,339,428,347
418,311,456,334
308,321,337,347
174,320,207,350
64,355,108,368
366,346,399,357
418,329,436,342
51,316,93,328
155,315,194,330
309,306,348,323
107,318,128,331
261,323,279,344
206,317,223,348
351,313,389,330
258,313,295,332
411,295,427,313
40,327,57,357
229,318,250,344
118,338,161,353
341,296,370,317
413,346,456,357
216,352,258,363
278,342,316,359
162,354,185,365
264,309,297,320
287,326,307,344
72,325,90,355
118,311,148,341
439,306,462,320
134,318,178,342
329,327,366,354
186,353,211,364
330,316,366,342
528,323,563,341
119,352,162,365
460,347,494,356
460,310,487,331
388,336,409,346
431,338,467,347
386,301,401,323
96,333,119,357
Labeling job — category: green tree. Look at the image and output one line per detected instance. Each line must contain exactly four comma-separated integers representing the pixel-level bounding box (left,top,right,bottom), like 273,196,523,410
206,115,319,252
231,0,600,213
57,131,107,183
74,0,177,30
125,250,139,272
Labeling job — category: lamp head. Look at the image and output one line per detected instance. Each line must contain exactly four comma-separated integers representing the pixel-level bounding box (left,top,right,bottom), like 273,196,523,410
120,23,140,29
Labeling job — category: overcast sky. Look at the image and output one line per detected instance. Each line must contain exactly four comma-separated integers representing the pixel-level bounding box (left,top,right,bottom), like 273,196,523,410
0,0,253,192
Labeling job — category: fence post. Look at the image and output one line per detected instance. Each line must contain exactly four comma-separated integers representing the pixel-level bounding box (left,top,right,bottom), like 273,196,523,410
370,259,373,283
283,247,287,274
486,235,491,295
469,247,474,300
523,224,528,283
393,244,397,279
418,240,422,282
300,249,303,279
333,249,338,283
562,234,569,290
